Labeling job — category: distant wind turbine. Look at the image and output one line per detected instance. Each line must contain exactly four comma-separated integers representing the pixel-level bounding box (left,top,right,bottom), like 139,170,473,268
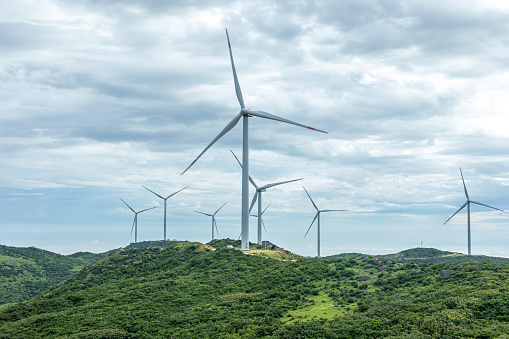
143,186,188,241
250,202,271,234
443,168,504,255
119,198,158,244
303,187,347,257
231,149,302,244
194,202,228,241
181,29,327,251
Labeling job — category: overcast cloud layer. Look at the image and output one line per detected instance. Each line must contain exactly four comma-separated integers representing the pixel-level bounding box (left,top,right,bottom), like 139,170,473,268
1,0,508,256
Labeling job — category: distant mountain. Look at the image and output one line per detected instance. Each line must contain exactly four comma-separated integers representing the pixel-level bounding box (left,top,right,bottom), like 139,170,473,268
2,242,509,337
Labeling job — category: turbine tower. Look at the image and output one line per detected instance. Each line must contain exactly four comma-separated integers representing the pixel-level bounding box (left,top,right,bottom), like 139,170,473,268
143,186,188,241
194,202,227,241
119,198,158,243
443,168,504,255
303,187,347,257
181,29,327,251
231,149,302,244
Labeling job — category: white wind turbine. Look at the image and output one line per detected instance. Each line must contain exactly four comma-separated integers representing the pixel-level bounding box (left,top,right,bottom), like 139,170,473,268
181,29,327,250
303,187,347,257
231,149,302,244
251,202,271,237
443,168,504,255
194,202,228,241
143,186,188,241
239,203,272,243
119,198,158,244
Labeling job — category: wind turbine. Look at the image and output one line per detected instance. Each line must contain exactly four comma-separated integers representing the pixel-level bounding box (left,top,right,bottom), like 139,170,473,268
303,187,347,257
443,168,504,255
119,198,158,244
143,186,188,241
181,29,327,251
231,149,302,244
250,202,270,238
194,202,228,241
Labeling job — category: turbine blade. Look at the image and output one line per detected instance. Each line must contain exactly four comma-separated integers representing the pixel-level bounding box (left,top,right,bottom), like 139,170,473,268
181,112,242,175
130,216,136,235
238,232,242,241
470,201,504,212
119,198,135,213
225,28,245,109
321,209,348,212
214,218,219,235
248,110,328,134
249,192,258,213
304,213,319,237
443,202,468,225
262,202,271,215
303,186,319,211
194,211,213,217
167,186,189,199
261,178,303,190
142,186,164,200
261,218,267,233
230,149,258,188
214,201,228,215
138,206,158,213
459,168,469,200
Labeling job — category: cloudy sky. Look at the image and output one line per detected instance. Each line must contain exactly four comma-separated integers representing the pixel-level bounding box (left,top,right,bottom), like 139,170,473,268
1,0,508,257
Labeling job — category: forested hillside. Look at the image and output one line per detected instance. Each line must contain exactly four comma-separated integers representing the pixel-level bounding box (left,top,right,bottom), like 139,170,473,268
1,242,509,338
327,247,509,265
0,245,105,307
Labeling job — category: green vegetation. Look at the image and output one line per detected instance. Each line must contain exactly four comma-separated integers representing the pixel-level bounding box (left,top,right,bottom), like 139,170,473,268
1,243,509,338
0,245,105,306
328,247,509,265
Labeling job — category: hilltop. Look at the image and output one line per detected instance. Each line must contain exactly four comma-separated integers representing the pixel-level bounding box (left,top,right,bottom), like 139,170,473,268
0,239,299,308
1,242,509,337
327,247,509,265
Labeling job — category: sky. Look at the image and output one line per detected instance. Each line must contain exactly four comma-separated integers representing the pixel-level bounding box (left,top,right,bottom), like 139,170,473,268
1,0,508,257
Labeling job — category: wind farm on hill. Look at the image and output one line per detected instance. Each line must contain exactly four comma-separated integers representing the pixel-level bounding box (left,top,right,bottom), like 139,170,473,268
117,30,505,258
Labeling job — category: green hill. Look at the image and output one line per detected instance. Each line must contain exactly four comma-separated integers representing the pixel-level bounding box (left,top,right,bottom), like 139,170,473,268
1,243,509,338
327,247,509,265
0,245,106,308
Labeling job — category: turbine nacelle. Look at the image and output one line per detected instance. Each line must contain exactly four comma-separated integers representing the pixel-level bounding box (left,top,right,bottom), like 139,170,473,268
241,108,252,115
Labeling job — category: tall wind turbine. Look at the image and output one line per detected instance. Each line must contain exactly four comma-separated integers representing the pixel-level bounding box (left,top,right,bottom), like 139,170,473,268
143,186,188,241
119,198,158,243
181,29,327,251
443,168,504,255
231,149,302,244
303,187,347,257
194,202,228,241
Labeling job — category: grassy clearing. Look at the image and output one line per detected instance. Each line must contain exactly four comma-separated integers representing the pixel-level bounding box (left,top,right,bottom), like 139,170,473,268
282,292,350,323
245,249,301,260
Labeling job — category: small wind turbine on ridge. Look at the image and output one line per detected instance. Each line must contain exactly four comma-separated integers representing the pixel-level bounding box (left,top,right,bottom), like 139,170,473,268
303,187,347,257
194,202,227,241
443,168,504,255
181,29,327,251
143,185,188,241
231,149,302,244
119,198,158,244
